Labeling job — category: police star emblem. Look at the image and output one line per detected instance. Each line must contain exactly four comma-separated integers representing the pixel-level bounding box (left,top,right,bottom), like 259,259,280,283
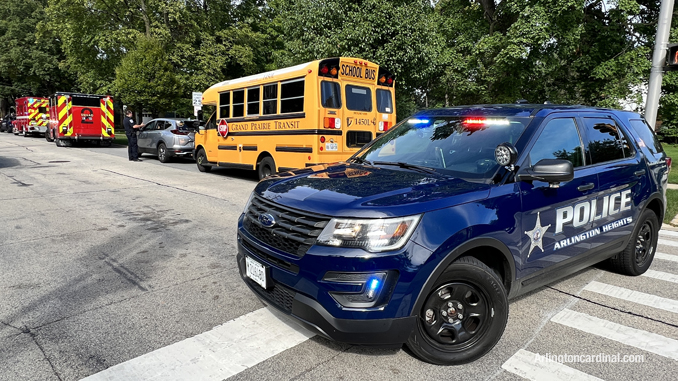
525,212,551,257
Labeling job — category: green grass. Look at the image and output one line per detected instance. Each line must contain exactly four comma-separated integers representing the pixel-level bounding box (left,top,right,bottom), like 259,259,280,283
663,144,678,184
113,134,128,146
665,189,678,224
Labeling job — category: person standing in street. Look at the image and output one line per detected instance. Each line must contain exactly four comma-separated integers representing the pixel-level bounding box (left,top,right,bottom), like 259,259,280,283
123,109,144,161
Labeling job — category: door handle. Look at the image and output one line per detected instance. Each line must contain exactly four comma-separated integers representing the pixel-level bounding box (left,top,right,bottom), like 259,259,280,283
634,170,646,177
578,183,595,192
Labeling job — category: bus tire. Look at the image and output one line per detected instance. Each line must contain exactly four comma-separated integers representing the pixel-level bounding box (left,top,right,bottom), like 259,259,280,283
196,149,211,173
257,156,275,180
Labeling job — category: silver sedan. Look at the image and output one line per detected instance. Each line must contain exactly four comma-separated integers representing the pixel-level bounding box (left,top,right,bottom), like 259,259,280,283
137,118,197,163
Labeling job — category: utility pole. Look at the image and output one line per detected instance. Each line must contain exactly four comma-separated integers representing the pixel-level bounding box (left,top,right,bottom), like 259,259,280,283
645,0,675,130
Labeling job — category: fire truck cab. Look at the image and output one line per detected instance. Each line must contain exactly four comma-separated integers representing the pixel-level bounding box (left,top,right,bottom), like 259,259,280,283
47,92,115,146
14,97,49,136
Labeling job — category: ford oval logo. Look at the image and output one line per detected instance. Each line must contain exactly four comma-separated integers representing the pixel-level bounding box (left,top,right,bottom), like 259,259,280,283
258,213,276,228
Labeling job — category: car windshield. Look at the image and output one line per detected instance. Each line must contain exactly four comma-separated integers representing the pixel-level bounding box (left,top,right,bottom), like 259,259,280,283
355,116,531,179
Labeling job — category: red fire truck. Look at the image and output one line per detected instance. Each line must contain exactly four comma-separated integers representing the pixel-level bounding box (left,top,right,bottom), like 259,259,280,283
14,97,49,136
47,92,115,146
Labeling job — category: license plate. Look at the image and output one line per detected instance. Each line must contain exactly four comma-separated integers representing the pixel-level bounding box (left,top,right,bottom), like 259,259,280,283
246,256,268,289
325,143,338,151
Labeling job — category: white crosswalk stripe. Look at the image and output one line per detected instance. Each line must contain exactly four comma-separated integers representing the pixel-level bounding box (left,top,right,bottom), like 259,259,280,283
81,308,314,381
583,281,678,314
551,309,678,360
655,252,678,263
502,349,603,381
659,230,678,239
643,269,678,284
658,238,678,248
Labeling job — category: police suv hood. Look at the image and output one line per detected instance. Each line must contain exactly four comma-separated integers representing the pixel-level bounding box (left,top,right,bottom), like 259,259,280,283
254,163,491,218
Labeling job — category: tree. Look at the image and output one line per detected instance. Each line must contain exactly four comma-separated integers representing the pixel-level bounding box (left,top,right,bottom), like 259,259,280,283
268,0,444,120
0,0,73,114
114,37,183,116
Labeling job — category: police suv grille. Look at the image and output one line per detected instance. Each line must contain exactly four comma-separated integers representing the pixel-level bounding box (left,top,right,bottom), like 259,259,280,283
243,196,329,257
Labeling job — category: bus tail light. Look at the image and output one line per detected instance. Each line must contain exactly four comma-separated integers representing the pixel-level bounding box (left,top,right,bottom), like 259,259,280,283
324,117,341,129
378,121,390,131
320,136,326,143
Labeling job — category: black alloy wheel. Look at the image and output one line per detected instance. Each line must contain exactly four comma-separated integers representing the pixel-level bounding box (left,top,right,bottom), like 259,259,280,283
421,282,490,348
609,208,658,276
407,256,508,365
635,222,654,268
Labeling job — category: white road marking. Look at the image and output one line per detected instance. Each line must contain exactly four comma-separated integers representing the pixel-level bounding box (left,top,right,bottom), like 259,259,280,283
81,308,314,381
551,309,678,360
583,281,678,314
659,230,678,239
655,252,678,263
658,238,678,248
643,269,678,284
502,349,603,381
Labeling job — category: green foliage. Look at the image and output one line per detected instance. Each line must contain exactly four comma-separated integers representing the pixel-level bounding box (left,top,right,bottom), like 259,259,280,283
0,0,73,102
114,37,182,115
1,0,677,122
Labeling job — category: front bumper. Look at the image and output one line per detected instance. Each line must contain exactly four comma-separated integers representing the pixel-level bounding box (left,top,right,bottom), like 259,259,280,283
236,250,415,345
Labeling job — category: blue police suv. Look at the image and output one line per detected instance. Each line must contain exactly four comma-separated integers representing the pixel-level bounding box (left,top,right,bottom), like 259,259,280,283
236,104,669,365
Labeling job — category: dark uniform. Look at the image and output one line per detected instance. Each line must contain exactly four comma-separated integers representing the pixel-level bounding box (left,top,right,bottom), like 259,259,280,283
123,115,139,161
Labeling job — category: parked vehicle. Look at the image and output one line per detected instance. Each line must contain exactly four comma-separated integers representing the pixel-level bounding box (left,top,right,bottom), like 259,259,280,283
137,118,198,163
0,113,15,133
236,103,668,365
14,97,49,136
47,93,114,146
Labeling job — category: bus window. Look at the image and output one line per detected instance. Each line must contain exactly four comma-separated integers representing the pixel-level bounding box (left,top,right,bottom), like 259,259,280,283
346,85,372,112
233,90,245,117
263,84,277,115
321,81,341,109
281,78,304,113
376,89,393,114
247,87,260,116
347,131,372,148
219,92,230,119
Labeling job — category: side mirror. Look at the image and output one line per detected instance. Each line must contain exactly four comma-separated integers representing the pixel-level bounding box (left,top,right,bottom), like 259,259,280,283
198,125,206,131
516,159,574,188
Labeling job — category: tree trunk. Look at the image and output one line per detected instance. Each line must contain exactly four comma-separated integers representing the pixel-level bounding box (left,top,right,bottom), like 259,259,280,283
139,0,151,37
479,0,497,34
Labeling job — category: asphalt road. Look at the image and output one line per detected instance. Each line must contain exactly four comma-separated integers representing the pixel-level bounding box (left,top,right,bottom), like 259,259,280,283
1,133,677,381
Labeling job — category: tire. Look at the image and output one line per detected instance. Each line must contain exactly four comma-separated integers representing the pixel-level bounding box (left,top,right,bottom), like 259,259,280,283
100,140,111,147
257,156,275,180
196,149,211,173
45,129,54,142
608,209,659,276
55,138,71,147
157,143,170,163
406,256,508,365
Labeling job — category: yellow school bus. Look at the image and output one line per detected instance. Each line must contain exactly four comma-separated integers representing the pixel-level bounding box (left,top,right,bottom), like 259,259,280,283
196,57,396,179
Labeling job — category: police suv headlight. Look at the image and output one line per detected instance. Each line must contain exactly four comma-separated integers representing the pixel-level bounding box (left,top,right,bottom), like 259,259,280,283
317,215,422,252
243,192,255,214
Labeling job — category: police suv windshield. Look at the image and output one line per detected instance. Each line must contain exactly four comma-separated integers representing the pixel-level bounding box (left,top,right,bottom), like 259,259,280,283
355,116,530,179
